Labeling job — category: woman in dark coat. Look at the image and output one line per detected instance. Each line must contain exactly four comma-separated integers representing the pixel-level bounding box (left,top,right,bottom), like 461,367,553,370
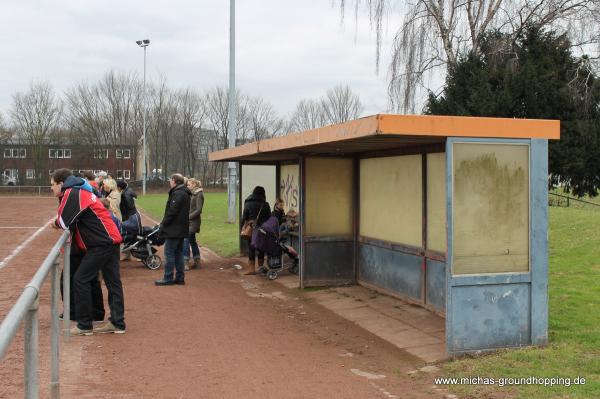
183,178,204,270
241,186,271,275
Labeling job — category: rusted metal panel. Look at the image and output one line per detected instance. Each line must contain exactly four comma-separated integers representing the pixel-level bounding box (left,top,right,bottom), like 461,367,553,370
303,241,354,286
449,283,531,352
426,259,446,314
358,243,423,301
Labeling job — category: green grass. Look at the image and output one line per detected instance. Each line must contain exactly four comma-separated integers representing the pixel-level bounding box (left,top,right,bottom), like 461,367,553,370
136,192,239,257
443,206,600,399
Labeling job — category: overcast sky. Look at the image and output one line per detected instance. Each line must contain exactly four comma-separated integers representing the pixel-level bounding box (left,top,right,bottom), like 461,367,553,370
0,0,401,120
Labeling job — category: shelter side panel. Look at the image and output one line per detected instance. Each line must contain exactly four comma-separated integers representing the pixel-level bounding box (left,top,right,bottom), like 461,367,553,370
358,244,422,301
305,157,353,236
303,241,354,286
426,153,446,253
360,155,422,247
449,283,531,352
452,143,529,274
426,259,446,313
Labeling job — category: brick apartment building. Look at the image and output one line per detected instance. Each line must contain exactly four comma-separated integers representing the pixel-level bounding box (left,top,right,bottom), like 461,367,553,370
0,143,138,185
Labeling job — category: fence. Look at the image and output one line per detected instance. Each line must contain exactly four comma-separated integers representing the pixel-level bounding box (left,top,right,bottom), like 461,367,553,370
548,192,600,209
0,186,52,196
0,230,71,399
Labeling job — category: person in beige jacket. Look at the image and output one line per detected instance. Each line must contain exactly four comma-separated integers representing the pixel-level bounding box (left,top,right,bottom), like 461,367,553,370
102,178,122,221
183,178,204,270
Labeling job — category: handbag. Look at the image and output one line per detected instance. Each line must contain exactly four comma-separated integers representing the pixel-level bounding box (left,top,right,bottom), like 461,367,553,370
240,205,264,240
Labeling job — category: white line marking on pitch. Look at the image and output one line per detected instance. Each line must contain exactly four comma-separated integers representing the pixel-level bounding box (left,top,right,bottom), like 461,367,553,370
0,226,46,229
0,219,54,270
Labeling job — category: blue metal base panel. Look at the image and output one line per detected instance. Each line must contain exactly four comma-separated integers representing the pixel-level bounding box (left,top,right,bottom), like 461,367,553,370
359,244,422,301
426,259,446,313
449,283,531,352
304,241,354,285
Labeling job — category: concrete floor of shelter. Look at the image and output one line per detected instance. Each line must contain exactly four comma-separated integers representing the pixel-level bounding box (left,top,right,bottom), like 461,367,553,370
277,274,447,363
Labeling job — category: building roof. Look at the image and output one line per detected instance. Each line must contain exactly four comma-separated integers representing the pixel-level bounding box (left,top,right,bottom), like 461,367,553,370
209,114,560,162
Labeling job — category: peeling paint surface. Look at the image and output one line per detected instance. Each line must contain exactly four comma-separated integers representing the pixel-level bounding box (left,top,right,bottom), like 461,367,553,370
359,244,422,300
450,283,530,351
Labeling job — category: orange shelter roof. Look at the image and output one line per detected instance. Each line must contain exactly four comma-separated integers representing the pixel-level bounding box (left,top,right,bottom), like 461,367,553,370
209,114,560,162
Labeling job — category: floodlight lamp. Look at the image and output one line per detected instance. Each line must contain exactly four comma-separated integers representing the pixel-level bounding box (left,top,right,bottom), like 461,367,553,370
143,39,150,45
136,40,143,46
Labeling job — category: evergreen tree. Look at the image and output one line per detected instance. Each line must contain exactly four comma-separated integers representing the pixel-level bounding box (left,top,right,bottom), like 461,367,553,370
426,27,600,197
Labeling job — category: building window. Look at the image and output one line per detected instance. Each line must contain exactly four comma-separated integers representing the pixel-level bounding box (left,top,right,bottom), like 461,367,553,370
116,170,123,179
49,148,71,159
94,149,109,159
3,169,18,180
26,169,35,179
116,149,131,159
4,148,26,158
123,170,130,180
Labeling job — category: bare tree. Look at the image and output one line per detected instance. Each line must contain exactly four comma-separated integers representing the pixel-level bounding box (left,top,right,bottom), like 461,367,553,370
0,111,10,142
287,99,325,132
321,85,364,124
174,87,206,177
246,96,285,141
339,0,599,112
11,81,62,183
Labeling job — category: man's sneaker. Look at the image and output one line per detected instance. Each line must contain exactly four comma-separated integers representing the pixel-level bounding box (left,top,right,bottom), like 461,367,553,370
70,326,93,336
93,321,125,334
155,279,174,286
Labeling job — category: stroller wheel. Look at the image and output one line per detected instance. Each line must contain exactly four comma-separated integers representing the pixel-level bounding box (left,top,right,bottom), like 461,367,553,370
145,255,162,270
267,270,278,280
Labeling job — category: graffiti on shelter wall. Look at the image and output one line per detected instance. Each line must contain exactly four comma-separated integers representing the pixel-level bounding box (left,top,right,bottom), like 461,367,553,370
280,171,299,211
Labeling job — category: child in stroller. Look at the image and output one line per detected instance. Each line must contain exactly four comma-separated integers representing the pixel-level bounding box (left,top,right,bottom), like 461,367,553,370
251,199,299,280
121,212,165,270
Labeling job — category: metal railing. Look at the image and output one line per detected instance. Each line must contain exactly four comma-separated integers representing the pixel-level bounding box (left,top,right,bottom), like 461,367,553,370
0,186,52,196
0,230,71,399
548,192,600,209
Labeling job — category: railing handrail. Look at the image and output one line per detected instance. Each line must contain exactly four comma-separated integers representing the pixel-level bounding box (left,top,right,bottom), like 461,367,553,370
548,192,600,207
0,230,70,399
0,231,68,357
0,185,51,188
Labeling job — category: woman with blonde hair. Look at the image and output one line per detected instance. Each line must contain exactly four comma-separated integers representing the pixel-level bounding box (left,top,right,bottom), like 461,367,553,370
183,178,204,270
102,178,122,220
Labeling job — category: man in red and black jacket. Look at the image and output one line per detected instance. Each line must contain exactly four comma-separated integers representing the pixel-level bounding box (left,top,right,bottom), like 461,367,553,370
51,168,126,335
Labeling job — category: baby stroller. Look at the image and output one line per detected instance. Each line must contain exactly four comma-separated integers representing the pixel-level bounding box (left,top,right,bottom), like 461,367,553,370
121,213,165,270
251,215,299,280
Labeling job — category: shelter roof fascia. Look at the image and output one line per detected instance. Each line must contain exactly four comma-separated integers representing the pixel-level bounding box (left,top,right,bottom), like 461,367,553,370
208,114,560,162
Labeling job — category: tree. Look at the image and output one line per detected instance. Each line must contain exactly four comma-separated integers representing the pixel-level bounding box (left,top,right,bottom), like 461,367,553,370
339,0,599,113
11,81,62,183
287,85,364,133
246,96,285,141
0,112,10,142
321,85,364,125
287,99,325,132
425,27,600,196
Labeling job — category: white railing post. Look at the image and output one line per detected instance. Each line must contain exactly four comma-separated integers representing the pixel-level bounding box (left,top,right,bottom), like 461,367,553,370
63,243,71,340
50,259,60,399
24,295,39,399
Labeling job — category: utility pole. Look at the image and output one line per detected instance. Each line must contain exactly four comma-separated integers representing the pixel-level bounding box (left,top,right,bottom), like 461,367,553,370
136,39,150,195
227,0,237,223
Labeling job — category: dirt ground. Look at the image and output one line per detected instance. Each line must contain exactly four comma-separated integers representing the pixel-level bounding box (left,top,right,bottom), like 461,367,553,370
0,197,452,399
